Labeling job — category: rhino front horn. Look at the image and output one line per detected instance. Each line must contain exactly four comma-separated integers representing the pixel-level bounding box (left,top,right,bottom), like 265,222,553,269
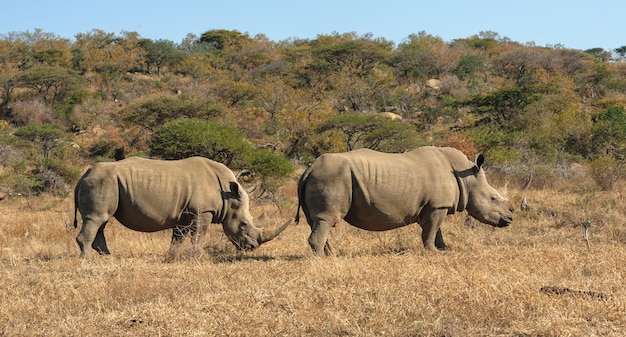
259,219,292,244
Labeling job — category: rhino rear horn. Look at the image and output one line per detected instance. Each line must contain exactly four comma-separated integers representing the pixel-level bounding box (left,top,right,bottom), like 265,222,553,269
235,170,257,194
259,219,292,244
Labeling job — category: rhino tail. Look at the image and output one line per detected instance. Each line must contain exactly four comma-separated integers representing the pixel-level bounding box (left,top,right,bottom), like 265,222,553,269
294,164,313,225
294,203,301,224
73,182,79,229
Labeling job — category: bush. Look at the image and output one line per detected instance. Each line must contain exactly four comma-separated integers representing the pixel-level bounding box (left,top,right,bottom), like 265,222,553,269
150,118,294,190
29,159,81,196
149,118,249,166
590,156,625,191
0,173,41,196
245,149,294,190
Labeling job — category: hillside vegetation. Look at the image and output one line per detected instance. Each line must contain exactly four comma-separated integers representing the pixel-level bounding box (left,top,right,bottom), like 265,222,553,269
0,29,625,196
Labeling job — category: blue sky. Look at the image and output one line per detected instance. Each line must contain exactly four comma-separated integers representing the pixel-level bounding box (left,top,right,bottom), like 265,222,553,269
1,1,623,51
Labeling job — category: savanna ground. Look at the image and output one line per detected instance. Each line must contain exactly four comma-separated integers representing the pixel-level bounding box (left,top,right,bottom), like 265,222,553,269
1,172,625,337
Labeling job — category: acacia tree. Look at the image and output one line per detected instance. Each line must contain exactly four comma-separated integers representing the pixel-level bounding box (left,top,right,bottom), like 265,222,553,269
149,118,249,165
315,113,422,152
307,33,394,112
13,65,83,107
120,95,223,132
14,123,72,158
149,118,293,189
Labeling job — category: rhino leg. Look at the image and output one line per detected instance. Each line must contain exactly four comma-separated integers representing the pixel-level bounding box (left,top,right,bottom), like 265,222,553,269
169,213,212,249
91,223,111,255
434,228,448,250
171,226,192,246
308,219,334,256
420,209,447,251
76,217,109,258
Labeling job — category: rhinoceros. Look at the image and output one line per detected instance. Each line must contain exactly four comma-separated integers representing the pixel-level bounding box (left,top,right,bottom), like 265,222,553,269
73,156,290,257
294,146,513,256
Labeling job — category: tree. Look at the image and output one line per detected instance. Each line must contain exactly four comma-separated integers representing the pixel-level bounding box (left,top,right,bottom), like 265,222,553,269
614,46,626,58
72,29,144,98
149,118,249,166
120,95,223,132
1,29,72,69
455,54,483,80
244,148,294,190
463,86,540,130
14,124,72,158
199,29,250,51
591,106,626,158
584,48,611,62
394,31,449,81
13,65,83,107
139,39,183,75
149,118,293,189
315,113,422,152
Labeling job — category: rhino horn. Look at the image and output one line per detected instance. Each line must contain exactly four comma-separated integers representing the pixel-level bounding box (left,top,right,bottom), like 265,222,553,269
236,169,252,180
259,219,292,244
245,184,257,194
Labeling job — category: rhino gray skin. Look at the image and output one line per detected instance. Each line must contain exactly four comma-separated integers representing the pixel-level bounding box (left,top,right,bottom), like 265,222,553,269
73,156,290,257
295,146,513,256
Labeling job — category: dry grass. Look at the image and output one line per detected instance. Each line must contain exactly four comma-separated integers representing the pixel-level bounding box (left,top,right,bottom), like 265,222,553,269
1,181,625,336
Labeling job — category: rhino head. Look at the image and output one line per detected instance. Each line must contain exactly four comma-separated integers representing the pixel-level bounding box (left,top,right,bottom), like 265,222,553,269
221,182,290,250
458,153,513,228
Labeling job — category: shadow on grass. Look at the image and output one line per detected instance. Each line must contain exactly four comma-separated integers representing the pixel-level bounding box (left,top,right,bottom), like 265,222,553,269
160,243,308,264
210,253,307,264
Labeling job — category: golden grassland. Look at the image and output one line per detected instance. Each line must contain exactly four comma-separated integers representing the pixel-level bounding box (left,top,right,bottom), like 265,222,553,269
1,176,625,336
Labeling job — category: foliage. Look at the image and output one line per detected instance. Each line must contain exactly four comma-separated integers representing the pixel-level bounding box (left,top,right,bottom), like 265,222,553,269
149,118,248,166
13,123,72,158
139,39,184,75
591,106,626,159
455,54,482,80
150,118,293,189
31,158,81,196
463,85,540,129
120,95,223,132
1,28,626,192
589,155,625,190
467,126,520,164
315,113,422,152
244,148,294,189
441,132,479,159
12,65,84,107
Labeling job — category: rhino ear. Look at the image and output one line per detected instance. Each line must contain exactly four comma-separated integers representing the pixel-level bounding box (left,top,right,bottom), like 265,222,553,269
475,153,485,170
229,181,242,199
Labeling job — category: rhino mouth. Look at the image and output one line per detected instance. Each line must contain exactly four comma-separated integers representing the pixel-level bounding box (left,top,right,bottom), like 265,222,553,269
497,217,512,227
227,235,260,251
235,240,259,251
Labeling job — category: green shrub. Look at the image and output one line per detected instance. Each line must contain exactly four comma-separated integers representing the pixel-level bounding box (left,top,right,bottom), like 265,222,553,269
590,156,625,191
245,148,294,189
150,118,293,190
149,118,249,166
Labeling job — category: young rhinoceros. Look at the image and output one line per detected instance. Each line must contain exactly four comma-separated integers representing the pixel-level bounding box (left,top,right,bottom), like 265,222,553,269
295,146,513,256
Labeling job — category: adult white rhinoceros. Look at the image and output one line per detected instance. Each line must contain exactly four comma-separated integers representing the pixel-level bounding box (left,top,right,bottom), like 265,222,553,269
295,146,513,256
73,156,290,257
